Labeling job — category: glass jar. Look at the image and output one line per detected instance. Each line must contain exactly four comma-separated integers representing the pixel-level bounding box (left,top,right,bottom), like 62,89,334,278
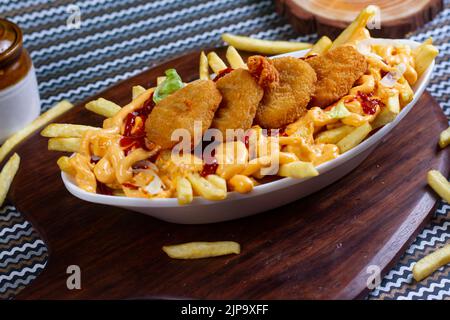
0,18,40,143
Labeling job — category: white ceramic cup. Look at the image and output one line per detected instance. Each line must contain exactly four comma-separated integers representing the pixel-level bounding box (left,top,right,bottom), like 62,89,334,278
0,65,41,143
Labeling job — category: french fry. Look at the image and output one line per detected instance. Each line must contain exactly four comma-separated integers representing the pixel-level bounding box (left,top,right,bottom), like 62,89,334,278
226,46,246,69
176,177,193,205
330,5,379,50
337,122,372,153
371,92,400,129
315,125,354,144
85,98,121,118
427,170,450,203
57,156,76,176
0,153,20,207
306,36,332,57
439,127,450,149
207,51,227,74
278,161,318,179
413,244,450,281
398,78,414,107
414,41,439,77
162,241,240,259
206,174,227,193
199,51,210,80
0,100,73,164
156,76,166,86
229,174,253,193
48,138,81,153
187,173,227,201
222,33,312,55
41,123,99,138
132,85,146,99
278,152,299,165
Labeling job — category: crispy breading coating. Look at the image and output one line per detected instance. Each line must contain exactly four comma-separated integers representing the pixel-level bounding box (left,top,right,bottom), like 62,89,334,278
307,46,368,107
253,56,317,129
212,68,263,137
145,80,222,149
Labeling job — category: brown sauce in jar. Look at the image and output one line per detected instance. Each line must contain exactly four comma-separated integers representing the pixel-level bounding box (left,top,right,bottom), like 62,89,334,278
0,18,32,91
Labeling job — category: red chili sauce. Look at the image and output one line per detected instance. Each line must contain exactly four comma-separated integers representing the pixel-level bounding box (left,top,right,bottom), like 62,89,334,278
120,93,156,155
200,143,218,177
356,91,384,115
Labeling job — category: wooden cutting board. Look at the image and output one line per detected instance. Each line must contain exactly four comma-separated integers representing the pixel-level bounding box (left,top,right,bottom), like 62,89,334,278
275,0,444,38
6,48,449,299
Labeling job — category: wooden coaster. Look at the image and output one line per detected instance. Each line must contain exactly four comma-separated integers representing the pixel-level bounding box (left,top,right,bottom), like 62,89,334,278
275,0,444,38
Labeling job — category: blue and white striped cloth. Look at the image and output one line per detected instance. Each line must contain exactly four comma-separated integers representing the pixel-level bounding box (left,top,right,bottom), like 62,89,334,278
0,0,449,299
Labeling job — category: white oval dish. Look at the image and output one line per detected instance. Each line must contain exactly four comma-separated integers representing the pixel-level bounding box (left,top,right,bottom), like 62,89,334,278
62,39,435,224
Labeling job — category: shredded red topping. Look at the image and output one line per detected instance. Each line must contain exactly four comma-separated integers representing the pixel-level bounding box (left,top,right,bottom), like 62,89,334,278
200,158,218,177
380,69,389,78
357,91,384,115
200,147,218,177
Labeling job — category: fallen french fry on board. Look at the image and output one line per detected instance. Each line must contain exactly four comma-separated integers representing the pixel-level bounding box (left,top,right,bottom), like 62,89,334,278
439,127,450,149
0,153,20,207
162,241,240,259
427,170,450,203
0,100,73,165
222,33,312,55
413,244,450,281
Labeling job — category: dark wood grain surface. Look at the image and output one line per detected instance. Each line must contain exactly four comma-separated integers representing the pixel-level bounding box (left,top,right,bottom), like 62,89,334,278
5,48,449,299
275,0,444,38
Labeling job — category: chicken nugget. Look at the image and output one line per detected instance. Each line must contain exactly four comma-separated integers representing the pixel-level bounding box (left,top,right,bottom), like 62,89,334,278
252,56,317,129
307,46,368,107
145,80,222,149
212,68,263,138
